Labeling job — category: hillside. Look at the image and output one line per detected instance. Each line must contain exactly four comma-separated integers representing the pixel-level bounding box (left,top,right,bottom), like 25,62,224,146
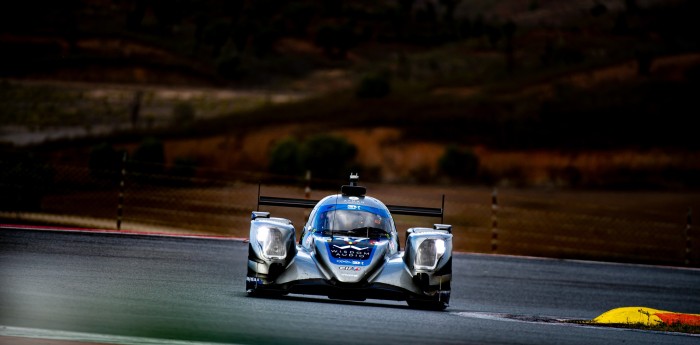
2,0,700,187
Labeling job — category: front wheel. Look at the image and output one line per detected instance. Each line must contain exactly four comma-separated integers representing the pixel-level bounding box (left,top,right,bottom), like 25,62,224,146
246,269,287,298
246,287,287,298
406,299,448,311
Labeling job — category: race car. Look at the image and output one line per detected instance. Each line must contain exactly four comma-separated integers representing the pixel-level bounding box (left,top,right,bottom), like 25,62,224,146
246,174,453,310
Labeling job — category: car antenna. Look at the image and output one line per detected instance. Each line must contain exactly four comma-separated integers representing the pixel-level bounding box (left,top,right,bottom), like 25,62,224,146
349,173,359,186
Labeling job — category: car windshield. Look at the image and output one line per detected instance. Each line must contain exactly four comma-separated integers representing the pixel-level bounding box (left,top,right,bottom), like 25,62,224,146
310,204,394,235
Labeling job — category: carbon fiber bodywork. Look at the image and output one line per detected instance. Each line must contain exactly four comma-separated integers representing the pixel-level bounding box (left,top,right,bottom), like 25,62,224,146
246,176,452,310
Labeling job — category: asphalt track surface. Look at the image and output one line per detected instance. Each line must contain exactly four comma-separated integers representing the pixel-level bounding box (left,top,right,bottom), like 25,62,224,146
1,227,700,345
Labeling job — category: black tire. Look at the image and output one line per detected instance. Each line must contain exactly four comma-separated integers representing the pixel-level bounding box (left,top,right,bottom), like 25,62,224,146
246,273,286,298
246,244,287,298
247,288,286,298
407,299,448,311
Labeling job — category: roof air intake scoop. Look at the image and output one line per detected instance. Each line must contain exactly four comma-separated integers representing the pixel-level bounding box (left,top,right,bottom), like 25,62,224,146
341,173,366,197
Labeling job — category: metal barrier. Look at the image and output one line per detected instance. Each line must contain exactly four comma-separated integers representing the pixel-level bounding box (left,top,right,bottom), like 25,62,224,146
1,159,697,267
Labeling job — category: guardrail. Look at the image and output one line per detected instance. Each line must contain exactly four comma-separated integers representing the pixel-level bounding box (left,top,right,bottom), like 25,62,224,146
1,160,697,267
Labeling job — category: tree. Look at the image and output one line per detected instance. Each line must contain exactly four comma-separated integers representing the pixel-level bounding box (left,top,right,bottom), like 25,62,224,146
268,137,302,176
89,142,121,181
299,135,357,180
131,137,165,177
0,151,53,211
438,146,479,181
502,20,517,74
203,20,233,58
172,101,195,126
170,156,198,186
356,74,391,98
315,23,357,59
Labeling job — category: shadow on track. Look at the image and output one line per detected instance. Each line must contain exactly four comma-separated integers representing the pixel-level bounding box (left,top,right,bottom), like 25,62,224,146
237,291,448,311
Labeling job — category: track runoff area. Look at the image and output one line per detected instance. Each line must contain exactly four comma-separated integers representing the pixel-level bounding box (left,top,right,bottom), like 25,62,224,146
1,223,699,343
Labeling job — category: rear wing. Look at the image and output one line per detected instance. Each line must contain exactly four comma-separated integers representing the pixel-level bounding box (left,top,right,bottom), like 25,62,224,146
257,195,445,223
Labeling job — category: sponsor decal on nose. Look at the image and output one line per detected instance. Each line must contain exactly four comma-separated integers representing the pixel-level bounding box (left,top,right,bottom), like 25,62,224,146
339,266,362,271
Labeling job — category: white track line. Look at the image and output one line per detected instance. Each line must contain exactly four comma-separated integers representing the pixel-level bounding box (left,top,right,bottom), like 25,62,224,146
0,223,247,242
0,325,243,345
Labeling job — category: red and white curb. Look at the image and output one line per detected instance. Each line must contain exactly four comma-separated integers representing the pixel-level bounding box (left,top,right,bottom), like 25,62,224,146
453,309,700,335
592,306,700,327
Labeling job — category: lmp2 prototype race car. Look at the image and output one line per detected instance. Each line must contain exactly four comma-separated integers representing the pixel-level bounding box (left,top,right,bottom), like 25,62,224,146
246,174,453,310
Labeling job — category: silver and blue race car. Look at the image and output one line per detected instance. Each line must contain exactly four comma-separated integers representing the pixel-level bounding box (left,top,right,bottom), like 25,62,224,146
246,174,453,310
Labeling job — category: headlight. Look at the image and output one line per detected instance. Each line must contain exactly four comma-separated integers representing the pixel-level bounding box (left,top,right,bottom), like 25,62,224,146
256,227,287,260
256,227,270,242
414,239,445,270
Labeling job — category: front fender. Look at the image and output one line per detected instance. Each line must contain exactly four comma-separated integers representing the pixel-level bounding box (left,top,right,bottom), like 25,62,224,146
248,212,296,279
404,227,453,288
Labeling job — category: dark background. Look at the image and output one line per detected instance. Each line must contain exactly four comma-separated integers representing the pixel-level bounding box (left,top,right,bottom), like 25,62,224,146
1,0,699,266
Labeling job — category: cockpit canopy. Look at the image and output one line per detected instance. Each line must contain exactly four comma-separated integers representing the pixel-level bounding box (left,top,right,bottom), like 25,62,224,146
309,203,395,235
